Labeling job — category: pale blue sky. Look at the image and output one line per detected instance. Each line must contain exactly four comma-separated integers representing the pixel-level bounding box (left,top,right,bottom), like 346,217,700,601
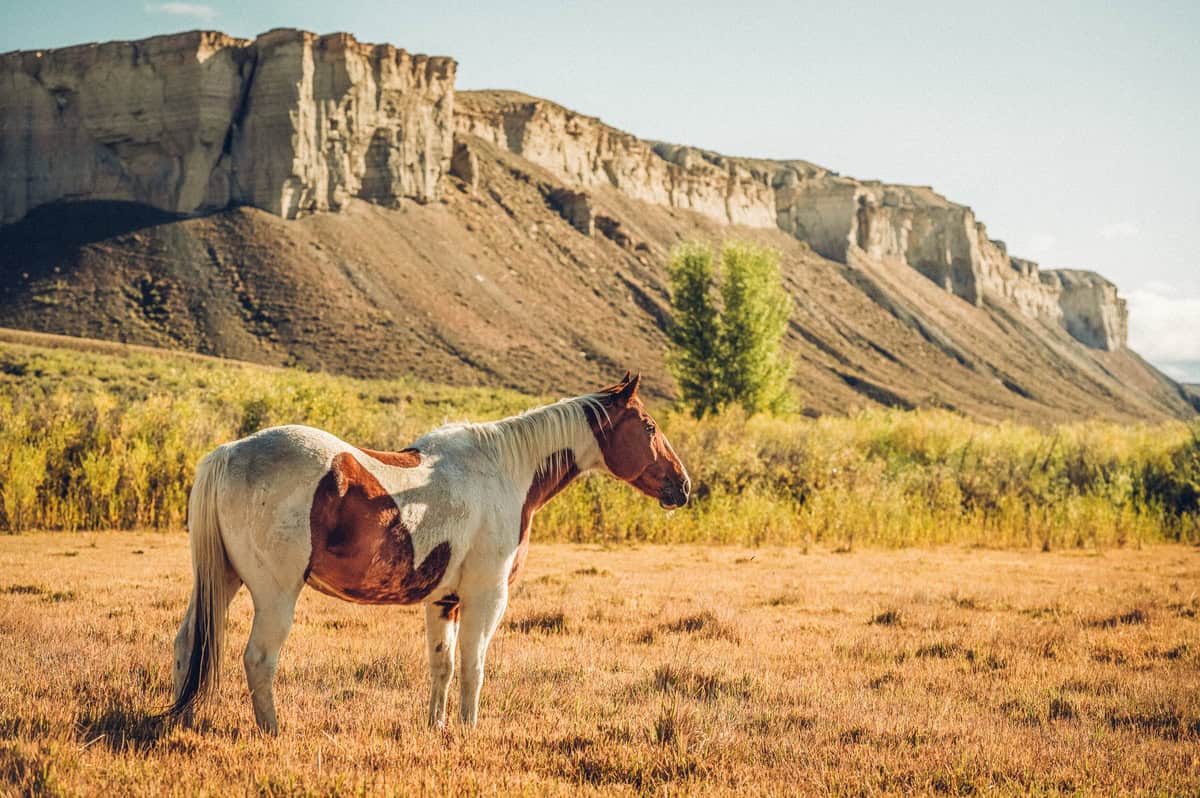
4,2,1198,380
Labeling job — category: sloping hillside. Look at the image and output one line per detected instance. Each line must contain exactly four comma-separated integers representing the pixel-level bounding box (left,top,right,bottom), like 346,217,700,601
0,132,1189,423
0,31,1194,422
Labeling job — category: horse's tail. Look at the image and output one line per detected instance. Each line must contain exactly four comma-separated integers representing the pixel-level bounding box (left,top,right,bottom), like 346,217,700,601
168,445,234,721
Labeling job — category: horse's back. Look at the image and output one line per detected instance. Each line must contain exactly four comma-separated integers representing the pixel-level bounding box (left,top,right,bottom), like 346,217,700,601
225,424,347,472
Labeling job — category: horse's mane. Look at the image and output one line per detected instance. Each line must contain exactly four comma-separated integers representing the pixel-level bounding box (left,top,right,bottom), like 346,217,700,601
462,393,610,481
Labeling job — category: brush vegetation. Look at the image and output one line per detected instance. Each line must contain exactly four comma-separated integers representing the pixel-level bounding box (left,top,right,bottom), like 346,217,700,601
0,336,1197,547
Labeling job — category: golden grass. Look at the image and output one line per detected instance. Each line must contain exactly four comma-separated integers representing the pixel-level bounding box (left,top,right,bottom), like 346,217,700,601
1,533,1197,795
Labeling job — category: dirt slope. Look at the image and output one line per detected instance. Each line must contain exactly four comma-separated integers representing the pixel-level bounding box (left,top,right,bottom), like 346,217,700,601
0,134,1192,423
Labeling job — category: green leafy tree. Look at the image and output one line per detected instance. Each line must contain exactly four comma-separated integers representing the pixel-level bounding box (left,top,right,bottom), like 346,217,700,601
666,241,793,417
717,242,793,414
665,243,723,416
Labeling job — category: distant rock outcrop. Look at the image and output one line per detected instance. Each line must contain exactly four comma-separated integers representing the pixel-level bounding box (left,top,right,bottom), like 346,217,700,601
0,29,454,223
1041,270,1128,352
771,174,1128,349
455,91,1128,351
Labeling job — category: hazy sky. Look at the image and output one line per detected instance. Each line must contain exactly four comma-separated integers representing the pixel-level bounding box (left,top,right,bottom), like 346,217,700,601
5,1,1198,380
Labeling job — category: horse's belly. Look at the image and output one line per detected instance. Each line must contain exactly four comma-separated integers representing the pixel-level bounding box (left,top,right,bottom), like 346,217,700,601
306,450,450,605
306,549,449,605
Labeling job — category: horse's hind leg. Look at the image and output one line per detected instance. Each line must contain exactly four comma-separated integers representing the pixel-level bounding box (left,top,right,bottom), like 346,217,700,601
243,589,299,734
425,599,460,727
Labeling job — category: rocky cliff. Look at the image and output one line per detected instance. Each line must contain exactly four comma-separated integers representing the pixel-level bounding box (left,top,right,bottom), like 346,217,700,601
454,91,779,229
0,29,454,223
0,30,1130,356
454,91,1128,351
1042,270,1128,352
770,174,1131,349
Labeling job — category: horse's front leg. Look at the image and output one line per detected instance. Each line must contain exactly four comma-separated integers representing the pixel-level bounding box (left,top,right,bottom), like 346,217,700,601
457,581,508,726
425,599,460,728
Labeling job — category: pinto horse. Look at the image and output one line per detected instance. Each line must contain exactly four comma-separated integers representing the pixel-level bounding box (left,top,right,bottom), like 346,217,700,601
169,373,689,733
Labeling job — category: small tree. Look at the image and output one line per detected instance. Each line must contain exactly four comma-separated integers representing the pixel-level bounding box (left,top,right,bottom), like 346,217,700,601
666,243,722,416
717,242,793,414
666,241,793,417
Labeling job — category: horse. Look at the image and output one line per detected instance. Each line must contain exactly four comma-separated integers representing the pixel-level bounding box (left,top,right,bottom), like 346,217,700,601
168,372,690,733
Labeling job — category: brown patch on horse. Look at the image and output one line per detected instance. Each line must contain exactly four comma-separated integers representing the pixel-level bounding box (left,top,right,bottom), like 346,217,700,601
307,452,449,604
510,450,579,585
433,593,461,622
356,447,421,468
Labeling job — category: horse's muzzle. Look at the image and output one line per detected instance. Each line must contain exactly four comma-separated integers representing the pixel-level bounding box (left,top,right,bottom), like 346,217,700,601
659,476,691,509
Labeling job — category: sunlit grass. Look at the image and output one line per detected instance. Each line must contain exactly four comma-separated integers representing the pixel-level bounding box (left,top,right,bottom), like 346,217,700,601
0,533,1196,794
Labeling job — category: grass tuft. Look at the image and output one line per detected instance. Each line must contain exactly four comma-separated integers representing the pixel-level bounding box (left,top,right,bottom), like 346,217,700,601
662,611,739,642
650,664,753,702
1107,704,1200,740
916,642,963,659
74,706,166,753
950,593,988,610
2,585,45,595
1049,696,1078,721
1087,607,1151,628
870,609,903,626
508,610,568,635
352,657,404,686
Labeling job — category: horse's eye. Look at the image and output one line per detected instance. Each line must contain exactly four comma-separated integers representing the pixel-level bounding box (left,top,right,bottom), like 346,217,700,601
644,422,656,435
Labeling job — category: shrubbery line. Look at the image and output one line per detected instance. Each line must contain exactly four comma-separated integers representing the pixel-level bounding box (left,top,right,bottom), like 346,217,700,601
0,341,1196,547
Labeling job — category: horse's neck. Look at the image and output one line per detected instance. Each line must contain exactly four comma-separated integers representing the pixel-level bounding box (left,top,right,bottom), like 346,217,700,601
524,449,582,514
489,399,598,489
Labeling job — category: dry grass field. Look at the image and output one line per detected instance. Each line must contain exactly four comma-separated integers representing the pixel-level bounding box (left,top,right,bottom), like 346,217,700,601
1,532,1198,796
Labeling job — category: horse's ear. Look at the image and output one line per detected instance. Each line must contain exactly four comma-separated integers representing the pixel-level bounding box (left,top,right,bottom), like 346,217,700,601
600,371,632,396
616,372,641,404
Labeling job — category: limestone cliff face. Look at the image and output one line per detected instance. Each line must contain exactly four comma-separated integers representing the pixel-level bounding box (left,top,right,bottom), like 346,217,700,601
0,29,454,224
1,31,251,224
1040,270,1128,351
232,29,454,217
0,32,1128,351
775,176,1064,320
773,175,1124,345
455,91,777,228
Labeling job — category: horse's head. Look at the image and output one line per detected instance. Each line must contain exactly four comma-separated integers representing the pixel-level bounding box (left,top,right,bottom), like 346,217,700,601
591,373,691,509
